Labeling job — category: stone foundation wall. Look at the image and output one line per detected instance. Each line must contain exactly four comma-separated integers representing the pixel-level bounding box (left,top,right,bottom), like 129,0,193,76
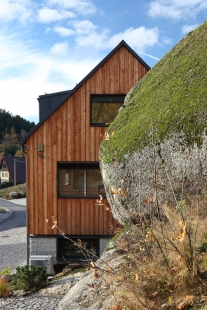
29,237,57,264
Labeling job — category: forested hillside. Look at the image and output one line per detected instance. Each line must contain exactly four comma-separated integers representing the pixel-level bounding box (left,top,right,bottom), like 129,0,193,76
0,109,35,156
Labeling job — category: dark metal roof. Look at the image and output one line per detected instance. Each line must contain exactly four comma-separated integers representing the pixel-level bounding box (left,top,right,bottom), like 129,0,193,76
38,90,72,121
21,40,150,144
38,89,72,100
3,156,26,184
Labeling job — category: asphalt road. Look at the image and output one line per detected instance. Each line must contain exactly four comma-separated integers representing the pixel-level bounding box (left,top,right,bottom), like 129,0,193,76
0,199,26,232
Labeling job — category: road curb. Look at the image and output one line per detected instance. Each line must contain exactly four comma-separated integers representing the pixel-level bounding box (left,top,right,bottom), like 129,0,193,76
0,208,13,223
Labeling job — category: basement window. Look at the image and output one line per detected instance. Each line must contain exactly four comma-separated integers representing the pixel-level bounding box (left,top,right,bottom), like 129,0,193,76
58,238,99,261
90,94,125,126
58,162,105,198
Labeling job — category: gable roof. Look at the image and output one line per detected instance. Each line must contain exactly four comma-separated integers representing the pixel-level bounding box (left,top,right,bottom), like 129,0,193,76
21,40,150,145
3,157,26,184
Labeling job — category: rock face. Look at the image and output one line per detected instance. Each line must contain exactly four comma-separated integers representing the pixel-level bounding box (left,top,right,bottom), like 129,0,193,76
100,21,207,224
58,248,125,310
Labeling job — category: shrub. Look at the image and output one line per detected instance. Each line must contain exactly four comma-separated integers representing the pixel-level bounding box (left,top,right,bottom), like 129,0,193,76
0,267,10,276
0,278,12,298
98,201,207,309
0,182,14,189
12,265,48,292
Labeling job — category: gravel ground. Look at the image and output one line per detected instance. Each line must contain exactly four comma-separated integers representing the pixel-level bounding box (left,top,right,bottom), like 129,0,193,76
0,226,27,273
0,210,68,309
0,295,62,310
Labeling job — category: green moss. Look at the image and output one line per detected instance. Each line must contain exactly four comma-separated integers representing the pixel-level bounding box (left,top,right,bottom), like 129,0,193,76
101,21,207,163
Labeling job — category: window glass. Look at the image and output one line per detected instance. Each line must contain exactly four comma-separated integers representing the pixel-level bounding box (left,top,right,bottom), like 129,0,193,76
87,169,103,196
58,238,98,260
91,102,123,125
58,163,105,198
73,170,84,188
90,95,125,126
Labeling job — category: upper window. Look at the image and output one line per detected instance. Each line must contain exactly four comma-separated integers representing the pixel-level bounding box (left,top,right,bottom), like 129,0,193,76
90,94,125,126
58,162,105,198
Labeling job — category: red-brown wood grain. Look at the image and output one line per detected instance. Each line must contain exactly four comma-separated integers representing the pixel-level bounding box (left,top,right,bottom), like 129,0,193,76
26,45,149,236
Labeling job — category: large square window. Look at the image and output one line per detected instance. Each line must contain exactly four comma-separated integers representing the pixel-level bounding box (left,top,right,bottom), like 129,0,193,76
90,94,125,126
58,162,105,198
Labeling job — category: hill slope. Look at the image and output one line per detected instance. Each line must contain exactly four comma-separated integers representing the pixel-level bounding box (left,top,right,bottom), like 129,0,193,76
0,109,35,144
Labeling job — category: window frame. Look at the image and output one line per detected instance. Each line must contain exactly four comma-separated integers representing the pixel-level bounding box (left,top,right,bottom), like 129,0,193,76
90,94,126,127
57,162,106,199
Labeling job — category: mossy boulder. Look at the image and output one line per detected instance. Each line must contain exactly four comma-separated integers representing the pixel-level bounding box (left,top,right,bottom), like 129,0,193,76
100,20,207,224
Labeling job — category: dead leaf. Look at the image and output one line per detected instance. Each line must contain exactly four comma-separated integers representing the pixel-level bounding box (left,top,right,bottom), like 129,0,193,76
168,296,173,305
148,195,156,203
77,239,82,246
87,283,95,291
179,225,186,241
94,270,99,278
111,187,117,194
112,305,122,310
105,266,112,272
103,132,110,140
118,188,124,196
90,262,96,268
135,273,139,282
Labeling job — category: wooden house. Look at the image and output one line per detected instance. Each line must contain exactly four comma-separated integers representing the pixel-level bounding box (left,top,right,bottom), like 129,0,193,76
21,40,150,266
0,156,3,184
0,156,26,185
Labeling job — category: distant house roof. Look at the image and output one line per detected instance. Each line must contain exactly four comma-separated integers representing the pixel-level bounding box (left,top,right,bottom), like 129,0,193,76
3,157,26,184
21,40,150,144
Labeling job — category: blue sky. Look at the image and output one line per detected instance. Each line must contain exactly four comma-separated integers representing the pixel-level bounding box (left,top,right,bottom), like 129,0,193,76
0,0,206,124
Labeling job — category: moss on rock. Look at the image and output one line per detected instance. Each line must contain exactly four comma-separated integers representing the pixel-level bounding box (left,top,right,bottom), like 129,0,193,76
101,21,207,164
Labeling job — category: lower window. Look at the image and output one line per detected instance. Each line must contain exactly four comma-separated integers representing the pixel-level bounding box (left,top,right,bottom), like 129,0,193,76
58,238,99,261
58,162,105,198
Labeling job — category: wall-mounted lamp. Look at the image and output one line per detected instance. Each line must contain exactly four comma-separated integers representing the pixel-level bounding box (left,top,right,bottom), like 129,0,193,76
38,144,44,152
39,154,44,158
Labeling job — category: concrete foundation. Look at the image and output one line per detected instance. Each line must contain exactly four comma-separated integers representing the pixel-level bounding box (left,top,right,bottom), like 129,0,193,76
29,236,57,264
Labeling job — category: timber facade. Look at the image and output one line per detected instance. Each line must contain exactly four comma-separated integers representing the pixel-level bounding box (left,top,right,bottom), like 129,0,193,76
21,40,150,266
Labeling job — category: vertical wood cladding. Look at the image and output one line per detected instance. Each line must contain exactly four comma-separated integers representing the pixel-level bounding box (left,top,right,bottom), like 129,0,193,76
26,46,149,236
